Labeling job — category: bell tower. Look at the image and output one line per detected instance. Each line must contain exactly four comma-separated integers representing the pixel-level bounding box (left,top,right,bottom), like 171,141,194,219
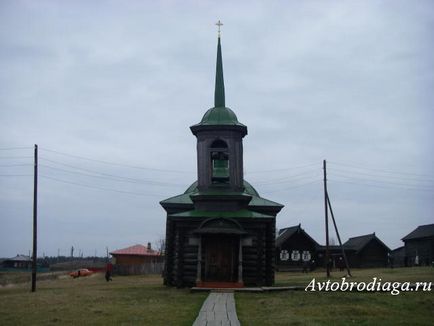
190,33,247,192
161,22,284,288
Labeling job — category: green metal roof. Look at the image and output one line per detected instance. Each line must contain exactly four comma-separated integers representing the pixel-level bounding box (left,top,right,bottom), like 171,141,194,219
160,180,283,208
198,106,245,126
169,209,274,219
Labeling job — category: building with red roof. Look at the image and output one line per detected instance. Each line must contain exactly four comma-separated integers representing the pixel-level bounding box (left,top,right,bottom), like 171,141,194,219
109,243,164,275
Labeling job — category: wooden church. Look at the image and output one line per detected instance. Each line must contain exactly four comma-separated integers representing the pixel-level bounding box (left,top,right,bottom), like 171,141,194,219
161,33,283,288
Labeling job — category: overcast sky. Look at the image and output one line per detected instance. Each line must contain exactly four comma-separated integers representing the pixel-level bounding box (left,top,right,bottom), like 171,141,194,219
0,0,433,258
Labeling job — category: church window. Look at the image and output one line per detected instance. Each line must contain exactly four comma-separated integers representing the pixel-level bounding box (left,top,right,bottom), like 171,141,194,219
210,139,229,182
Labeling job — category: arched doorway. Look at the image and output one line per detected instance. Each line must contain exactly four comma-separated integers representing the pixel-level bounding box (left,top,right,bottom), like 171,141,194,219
193,217,246,286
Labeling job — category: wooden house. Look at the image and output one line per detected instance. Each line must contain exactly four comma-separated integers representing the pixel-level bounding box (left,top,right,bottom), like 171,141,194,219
2,255,32,269
402,223,434,266
275,224,319,271
343,233,390,268
276,226,392,269
110,243,164,275
161,35,283,288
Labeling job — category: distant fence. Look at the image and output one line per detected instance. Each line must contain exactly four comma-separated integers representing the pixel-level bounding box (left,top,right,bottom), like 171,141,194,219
0,267,50,273
113,262,164,275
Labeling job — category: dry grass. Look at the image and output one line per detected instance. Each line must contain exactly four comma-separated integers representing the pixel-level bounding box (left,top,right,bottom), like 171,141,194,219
0,267,433,325
0,273,207,325
238,267,434,325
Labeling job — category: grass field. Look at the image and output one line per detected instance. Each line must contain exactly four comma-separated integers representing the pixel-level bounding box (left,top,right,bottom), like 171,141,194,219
0,267,433,325
0,273,207,325
239,267,434,325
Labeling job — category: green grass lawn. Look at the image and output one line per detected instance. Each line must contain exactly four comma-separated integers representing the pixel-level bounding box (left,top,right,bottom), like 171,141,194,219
236,291,433,325
0,273,207,326
238,267,434,325
275,266,434,286
0,267,433,325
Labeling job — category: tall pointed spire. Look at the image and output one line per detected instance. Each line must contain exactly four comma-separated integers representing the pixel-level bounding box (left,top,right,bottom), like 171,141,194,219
214,25,225,108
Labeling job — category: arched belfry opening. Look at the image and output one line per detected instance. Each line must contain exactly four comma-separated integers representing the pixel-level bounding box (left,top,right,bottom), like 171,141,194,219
210,139,229,183
160,27,284,288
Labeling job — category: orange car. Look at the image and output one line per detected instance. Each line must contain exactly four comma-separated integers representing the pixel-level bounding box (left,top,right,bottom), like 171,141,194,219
69,268,93,278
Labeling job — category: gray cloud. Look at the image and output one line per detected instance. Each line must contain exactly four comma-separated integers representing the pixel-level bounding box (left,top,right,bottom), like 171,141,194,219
0,0,433,257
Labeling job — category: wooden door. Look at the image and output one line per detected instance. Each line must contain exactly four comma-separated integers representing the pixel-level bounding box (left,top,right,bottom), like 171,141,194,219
204,235,237,282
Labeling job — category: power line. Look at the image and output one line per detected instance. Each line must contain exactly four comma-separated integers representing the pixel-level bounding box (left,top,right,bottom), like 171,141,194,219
0,156,33,159
39,163,186,187
245,162,318,174
263,179,322,194
39,147,193,174
40,157,190,185
0,174,33,177
0,147,32,150
330,171,434,189
0,164,33,167
329,161,434,179
329,178,434,192
330,166,434,183
254,170,321,186
39,175,164,197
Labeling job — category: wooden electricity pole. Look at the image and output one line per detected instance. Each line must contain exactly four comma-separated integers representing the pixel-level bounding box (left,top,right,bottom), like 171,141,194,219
31,144,38,292
323,160,330,277
327,195,352,276
323,159,352,278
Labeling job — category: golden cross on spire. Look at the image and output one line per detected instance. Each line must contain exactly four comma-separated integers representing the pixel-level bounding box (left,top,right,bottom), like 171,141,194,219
216,20,223,37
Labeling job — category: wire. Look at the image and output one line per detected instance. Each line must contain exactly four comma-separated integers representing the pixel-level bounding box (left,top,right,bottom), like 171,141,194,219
39,163,186,187
0,147,32,150
329,166,434,183
329,161,434,179
39,147,193,174
253,169,321,186
39,175,165,197
329,178,434,192
0,156,33,159
263,179,322,194
245,162,318,174
330,172,434,190
0,164,33,167
0,174,32,177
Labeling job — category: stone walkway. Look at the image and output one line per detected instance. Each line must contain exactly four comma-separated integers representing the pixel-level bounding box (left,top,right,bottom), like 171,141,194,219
192,292,240,326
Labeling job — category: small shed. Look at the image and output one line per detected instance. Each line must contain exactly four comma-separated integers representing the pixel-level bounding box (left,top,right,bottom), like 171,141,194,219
2,255,32,269
402,223,434,266
110,243,164,275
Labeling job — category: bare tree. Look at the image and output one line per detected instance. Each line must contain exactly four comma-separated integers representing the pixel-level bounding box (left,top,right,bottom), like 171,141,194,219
154,235,166,255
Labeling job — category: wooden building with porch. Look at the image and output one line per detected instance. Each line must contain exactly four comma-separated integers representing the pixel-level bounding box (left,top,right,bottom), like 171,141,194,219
161,34,283,288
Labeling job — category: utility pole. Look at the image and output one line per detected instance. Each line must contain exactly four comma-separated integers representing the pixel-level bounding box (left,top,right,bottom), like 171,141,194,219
71,246,74,271
327,195,352,277
323,159,330,278
31,144,38,292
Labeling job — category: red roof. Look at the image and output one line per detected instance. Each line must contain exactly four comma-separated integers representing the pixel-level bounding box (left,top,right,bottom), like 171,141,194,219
110,244,161,257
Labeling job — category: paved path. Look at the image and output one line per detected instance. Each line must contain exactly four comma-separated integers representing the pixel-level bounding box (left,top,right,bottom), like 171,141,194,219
192,292,240,326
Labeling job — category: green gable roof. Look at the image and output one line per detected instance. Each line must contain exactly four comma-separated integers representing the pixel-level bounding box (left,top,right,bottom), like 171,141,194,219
160,180,283,209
